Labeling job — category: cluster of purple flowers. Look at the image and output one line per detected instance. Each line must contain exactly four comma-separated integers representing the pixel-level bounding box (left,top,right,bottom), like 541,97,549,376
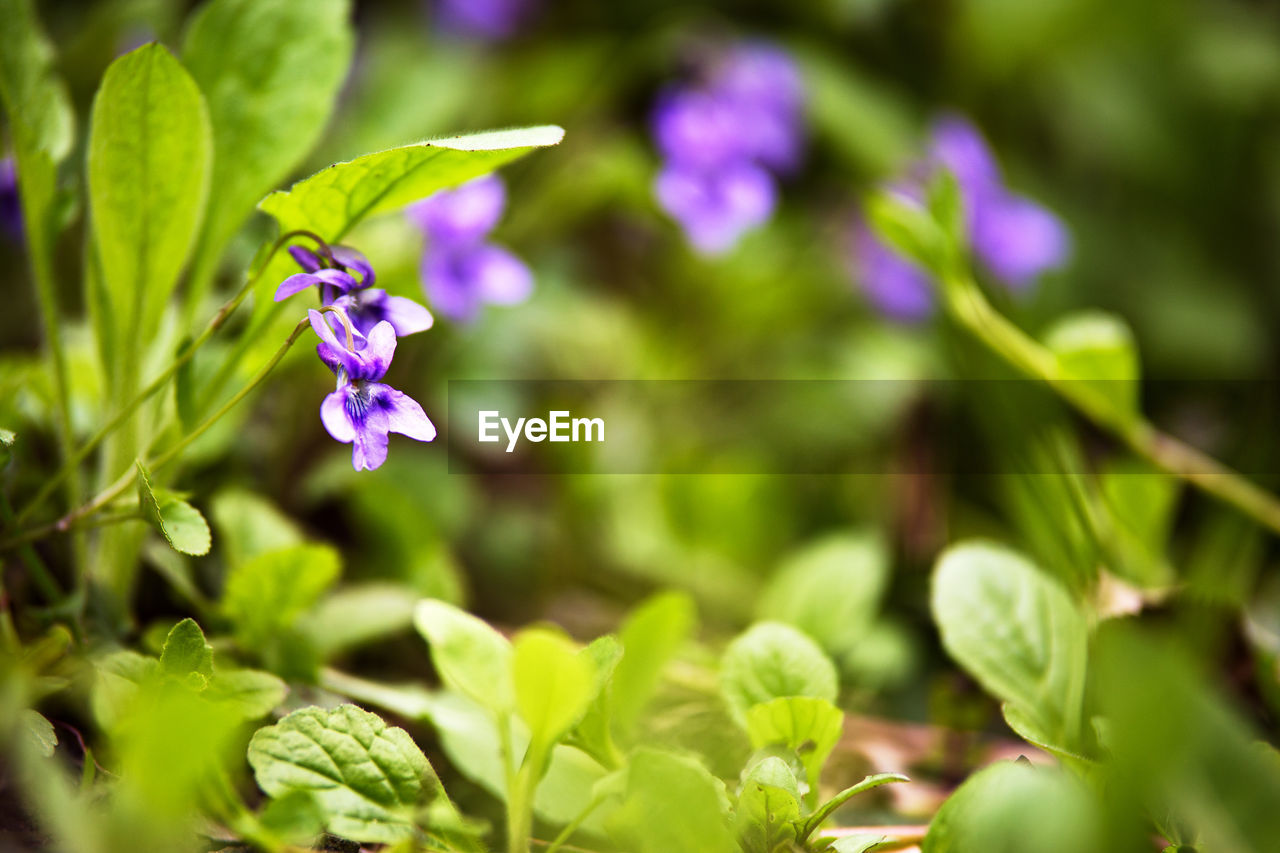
275,244,436,471
407,174,532,323
651,43,805,255
849,115,1070,322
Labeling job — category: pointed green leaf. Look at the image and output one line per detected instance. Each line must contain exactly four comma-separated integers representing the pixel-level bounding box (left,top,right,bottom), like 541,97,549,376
720,622,838,728
160,618,213,682
735,763,801,853
136,461,212,556
247,704,440,844
88,43,212,348
746,696,844,804
513,628,595,759
21,709,58,758
613,591,696,737
413,599,513,714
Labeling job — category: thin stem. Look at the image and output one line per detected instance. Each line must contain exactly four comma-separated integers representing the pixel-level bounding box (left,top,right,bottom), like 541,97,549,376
543,792,606,853
11,231,326,528
0,317,312,552
942,273,1280,536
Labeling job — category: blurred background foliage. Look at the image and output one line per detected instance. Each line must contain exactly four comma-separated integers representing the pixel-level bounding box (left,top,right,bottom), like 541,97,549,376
3,0,1280,847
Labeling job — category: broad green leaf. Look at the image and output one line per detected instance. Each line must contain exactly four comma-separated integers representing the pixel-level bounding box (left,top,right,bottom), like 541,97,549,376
303,583,419,658
87,44,212,353
22,709,58,758
414,599,513,714
135,461,212,556
931,542,1088,750
258,125,564,243
207,668,288,720
209,488,303,567
182,0,353,276
735,757,801,853
513,628,595,760
1045,311,1140,417
607,748,737,853
612,591,696,737
720,622,838,728
247,704,440,844
222,544,341,647
159,618,213,684
758,533,888,656
922,761,1103,853
91,650,158,730
746,696,844,802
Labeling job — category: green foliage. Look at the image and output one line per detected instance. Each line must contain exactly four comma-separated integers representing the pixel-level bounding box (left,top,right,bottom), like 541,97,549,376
931,542,1089,753
512,627,595,762
745,696,844,805
612,590,696,737
1044,311,1140,417
247,704,441,844
87,43,211,369
720,622,839,727
136,461,212,556
159,618,213,684
734,756,802,853
607,748,737,853
414,598,515,714
221,543,341,649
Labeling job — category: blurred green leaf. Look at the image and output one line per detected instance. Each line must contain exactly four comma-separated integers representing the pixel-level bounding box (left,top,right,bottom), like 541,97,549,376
136,462,212,556
88,44,211,360
1044,311,1140,417
209,488,303,567
183,0,353,275
607,748,736,853
414,599,514,715
1098,458,1178,587
248,704,440,844
206,668,287,720
567,635,624,769
159,618,213,684
758,532,888,658
302,582,419,658
864,189,947,276
221,544,340,647
931,542,1088,750
513,628,594,762
612,591,696,737
720,622,839,728
257,789,324,847
746,696,843,805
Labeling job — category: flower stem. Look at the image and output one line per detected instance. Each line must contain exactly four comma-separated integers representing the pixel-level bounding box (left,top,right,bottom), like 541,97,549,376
0,317,312,552
941,273,1280,536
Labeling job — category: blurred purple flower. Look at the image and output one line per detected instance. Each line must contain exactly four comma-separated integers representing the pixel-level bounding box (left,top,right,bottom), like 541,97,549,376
309,308,436,471
408,175,533,322
436,0,532,41
850,115,1069,320
1,158,23,241
275,242,433,338
651,41,805,255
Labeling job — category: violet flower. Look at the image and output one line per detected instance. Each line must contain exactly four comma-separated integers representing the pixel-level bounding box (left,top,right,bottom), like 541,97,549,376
0,158,22,241
309,308,436,471
275,243,434,338
850,115,1069,320
435,0,532,42
407,175,532,322
650,41,805,256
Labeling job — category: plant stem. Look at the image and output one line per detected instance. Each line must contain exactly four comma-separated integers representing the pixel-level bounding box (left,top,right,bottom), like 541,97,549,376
0,317,312,552
11,231,320,528
543,792,606,853
941,274,1280,536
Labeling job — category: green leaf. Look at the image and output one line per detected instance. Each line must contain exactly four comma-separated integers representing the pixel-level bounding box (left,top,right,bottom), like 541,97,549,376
0,0,73,163
513,628,595,761
734,757,801,853
258,125,564,243
567,635,624,768
247,704,440,844
207,668,288,720
612,591,696,737
182,0,353,270
159,617,213,683
136,461,212,556
87,43,212,352
745,696,844,804
257,789,324,847
222,544,340,647
864,189,947,277
303,583,420,658
826,834,892,853
21,709,58,758
606,748,737,853
758,532,888,657
720,622,838,728
931,542,1089,751
799,774,911,841
91,650,159,730
209,488,303,567
1098,458,1179,587
922,761,1102,853
1044,311,1140,417
414,599,513,715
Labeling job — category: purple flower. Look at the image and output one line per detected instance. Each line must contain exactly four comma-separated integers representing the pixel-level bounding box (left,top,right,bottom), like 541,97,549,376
275,242,434,338
650,41,804,255
309,309,436,471
408,175,533,322
436,0,532,41
0,158,23,241
849,114,1069,320
655,162,776,256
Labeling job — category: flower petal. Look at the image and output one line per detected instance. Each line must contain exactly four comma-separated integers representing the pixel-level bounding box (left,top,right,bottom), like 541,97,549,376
407,175,506,244
382,294,434,336
275,273,320,302
421,248,482,322
314,268,359,292
331,245,376,287
288,245,324,272
320,388,356,443
351,407,390,471
373,384,437,441
472,245,533,305
973,193,1070,288
362,321,397,379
